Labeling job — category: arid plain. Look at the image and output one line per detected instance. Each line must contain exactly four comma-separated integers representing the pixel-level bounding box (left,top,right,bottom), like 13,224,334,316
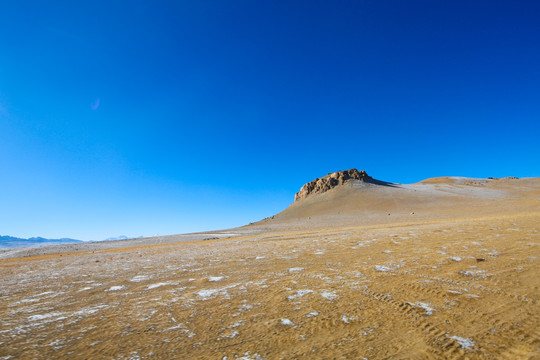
1,171,539,359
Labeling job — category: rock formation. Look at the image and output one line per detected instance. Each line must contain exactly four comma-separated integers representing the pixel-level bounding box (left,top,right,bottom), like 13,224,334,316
294,169,372,201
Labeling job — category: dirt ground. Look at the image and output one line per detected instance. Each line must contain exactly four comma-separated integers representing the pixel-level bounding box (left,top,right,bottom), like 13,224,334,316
0,212,538,359
1,177,539,359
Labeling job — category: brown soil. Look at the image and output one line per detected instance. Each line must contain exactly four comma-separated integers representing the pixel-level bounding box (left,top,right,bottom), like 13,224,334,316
1,177,539,359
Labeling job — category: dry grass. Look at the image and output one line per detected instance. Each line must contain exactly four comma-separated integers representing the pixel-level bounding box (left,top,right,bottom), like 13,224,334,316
1,211,539,359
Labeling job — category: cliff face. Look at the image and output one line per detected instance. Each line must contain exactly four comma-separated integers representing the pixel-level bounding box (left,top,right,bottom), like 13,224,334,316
294,169,372,201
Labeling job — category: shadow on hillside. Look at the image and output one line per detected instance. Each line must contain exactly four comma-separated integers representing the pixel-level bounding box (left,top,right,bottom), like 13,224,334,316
365,178,401,188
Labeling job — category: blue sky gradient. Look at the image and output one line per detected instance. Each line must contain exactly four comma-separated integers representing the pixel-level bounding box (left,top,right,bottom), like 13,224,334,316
1,1,539,240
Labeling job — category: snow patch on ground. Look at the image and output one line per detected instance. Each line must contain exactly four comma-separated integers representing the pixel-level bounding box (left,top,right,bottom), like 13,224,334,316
197,289,219,299
450,336,475,349
28,312,64,322
408,302,435,315
287,289,313,300
280,318,294,326
237,352,265,360
208,276,224,282
147,282,172,290
321,291,338,300
460,269,489,278
228,320,245,328
72,305,108,316
197,284,239,300
106,285,125,291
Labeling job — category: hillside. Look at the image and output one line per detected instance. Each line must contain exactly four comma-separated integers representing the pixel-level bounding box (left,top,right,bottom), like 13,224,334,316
1,170,539,359
253,170,540,231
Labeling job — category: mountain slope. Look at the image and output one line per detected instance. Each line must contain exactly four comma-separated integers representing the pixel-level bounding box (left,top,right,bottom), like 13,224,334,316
254,170,540,230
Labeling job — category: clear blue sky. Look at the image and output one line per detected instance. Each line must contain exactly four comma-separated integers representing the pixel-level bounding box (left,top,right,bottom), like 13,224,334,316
1,1,539,240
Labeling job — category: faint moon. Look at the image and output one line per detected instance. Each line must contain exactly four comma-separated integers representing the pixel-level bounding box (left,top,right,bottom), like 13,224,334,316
91,97,100,110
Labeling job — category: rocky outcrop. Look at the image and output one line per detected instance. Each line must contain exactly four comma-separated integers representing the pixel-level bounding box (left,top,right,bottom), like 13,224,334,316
294,169,372,201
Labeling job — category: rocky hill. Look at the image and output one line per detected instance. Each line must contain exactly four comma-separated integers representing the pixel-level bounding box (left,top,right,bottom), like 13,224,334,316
257,171,540,232
294,169,372,201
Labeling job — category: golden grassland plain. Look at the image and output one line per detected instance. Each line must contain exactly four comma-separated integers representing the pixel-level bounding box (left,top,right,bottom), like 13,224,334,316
1,177,539,359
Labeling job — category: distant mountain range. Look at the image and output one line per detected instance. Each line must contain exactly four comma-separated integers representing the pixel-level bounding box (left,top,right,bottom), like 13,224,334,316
104,235,144,241
0,236,83,249
105,235,130,241
0,234,147,249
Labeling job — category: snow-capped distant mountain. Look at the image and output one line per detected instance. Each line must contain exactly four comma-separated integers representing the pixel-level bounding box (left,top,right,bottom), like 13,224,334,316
104,235,144,241
0,236,83,249
105,235,130,241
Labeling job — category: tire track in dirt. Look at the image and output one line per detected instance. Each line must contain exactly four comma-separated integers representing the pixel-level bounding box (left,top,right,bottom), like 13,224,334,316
359,286,453,358
398,270,538,304
395,273,540,359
